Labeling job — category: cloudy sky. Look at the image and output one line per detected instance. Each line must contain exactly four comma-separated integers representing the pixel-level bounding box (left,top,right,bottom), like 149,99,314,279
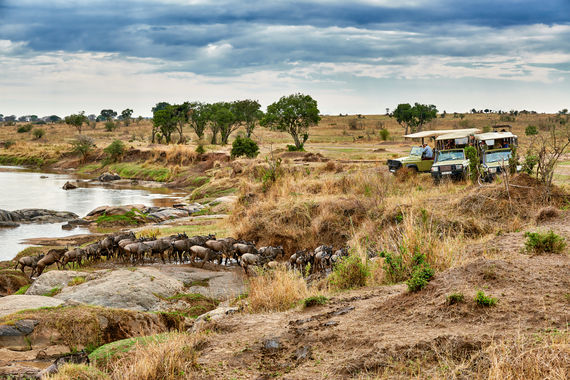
0,0,569,117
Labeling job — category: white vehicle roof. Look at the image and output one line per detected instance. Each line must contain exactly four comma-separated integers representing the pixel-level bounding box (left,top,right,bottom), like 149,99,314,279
404,128,479,139
474,131,517,140
436,129,480,141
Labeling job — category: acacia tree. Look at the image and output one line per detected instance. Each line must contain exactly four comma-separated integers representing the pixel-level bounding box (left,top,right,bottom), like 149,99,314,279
99,109,117,122
209,102,236,145
392,103,438,134
261,93,320,150
232,99,262,138
187,102,210,140
64,112,88,134
121,108,133,126
152,106,177,143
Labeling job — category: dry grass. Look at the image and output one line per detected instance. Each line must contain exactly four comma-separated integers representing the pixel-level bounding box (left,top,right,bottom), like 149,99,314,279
47,364,110,380
247,266,310,312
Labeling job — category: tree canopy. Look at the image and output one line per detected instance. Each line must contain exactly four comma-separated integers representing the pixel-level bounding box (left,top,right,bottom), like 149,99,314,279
64,112,88,134
261,93,320,150
392,103,438,134
120,109,133,126
99,109,117,122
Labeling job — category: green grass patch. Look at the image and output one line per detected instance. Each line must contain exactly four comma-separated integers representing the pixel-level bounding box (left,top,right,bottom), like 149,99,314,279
42,286,62,297
108,162,171,182
89,333,170,366
446,292,465,305
68,276,86,286
14,284,31,295
303,295,328,308
96,208,148,226
77,162,104,173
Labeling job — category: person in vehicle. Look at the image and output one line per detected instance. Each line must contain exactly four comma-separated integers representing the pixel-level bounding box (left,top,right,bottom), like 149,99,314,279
421,143,433,160
502,141,510,148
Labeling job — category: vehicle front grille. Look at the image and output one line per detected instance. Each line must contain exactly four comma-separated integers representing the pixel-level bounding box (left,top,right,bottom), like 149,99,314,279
440,165,452,171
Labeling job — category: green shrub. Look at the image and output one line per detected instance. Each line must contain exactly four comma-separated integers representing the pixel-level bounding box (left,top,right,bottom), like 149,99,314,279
381,250,406,283
329,253,370,290
474,290,497,307
522,153,538,175
4,140,15,148
379,128,390,141
195,144,205,154
104,120,116,132
17,124,33,133
70,135,95,160
406,263,434,292
261,156,282,191
525,125,539,136
524,230,566,254
303,295,328,308
465,146,480,182
287,144,304,152
103,140,125,162
32,128,45,139
446,292,465,305
231,136,259,158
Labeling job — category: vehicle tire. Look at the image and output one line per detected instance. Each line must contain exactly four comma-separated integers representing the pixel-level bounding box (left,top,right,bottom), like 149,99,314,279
406,165,418,173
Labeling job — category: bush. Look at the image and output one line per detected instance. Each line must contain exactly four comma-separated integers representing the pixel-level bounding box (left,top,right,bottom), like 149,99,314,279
446,292,465,305
522,153,538,175
465,146,480,182
4,140,15,149
287,144,304,152
104,121,116,132
379,128,390,141
525,125,539,136
70,135,95,160
524,230,566,254
32,128,45,139
231,136,259,158
303,295,328,308
103,140,125,162
17,124,33,133
261,156,282,191
474,290,497,307
329,253,370,290
406,262,434,292
195,144,205,154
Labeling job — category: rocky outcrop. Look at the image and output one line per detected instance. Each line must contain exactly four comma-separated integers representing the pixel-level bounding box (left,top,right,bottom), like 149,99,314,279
62,181,77,190
0,221,19,228
98,172,121,182
0,295,65,318
85,204,205,222
25,271,100,297
0,209,78,224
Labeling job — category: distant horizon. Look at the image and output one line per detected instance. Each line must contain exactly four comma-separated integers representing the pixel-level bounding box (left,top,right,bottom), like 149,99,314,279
1,1,569,117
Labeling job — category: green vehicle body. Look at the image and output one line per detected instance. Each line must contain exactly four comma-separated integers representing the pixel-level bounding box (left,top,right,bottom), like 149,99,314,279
430,149,469,182
480,148,521,182
387,146,433,173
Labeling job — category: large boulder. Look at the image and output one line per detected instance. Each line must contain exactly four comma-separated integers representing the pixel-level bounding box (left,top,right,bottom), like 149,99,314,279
98,172,121,182
146,208,190,221
26,271,99,297
0,209,78,224
86,204,146,218
53,268,185,311
0,295,64,318
62,181,77,190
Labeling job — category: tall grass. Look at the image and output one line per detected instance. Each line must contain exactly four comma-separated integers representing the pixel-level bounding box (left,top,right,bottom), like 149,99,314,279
248,267,309,312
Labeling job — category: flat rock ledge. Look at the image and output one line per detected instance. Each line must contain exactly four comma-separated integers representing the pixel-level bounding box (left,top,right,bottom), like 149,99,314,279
0,209,78,224
0,295,65,318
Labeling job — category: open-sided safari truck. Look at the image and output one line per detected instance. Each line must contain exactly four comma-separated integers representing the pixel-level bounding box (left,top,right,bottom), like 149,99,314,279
430,129,480,183
474,129,520,182
386,129,479,173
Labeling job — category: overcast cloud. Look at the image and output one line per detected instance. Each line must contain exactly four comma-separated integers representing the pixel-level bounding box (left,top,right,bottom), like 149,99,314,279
0,0,568,116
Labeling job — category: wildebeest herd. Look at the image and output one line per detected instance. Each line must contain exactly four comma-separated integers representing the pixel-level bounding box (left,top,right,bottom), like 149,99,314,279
14,230,351,279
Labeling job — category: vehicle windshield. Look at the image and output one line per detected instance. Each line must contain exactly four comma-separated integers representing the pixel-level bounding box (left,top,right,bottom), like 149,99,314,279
410,146,423,156
436,150,464,162
485,150,512,163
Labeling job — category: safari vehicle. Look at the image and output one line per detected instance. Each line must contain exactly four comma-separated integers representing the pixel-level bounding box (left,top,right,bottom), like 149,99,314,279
386,129,478,173
430,129,480,182
475,130,520,182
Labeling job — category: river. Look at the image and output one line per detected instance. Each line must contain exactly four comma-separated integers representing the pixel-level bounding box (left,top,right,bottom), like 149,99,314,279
0,166,183,261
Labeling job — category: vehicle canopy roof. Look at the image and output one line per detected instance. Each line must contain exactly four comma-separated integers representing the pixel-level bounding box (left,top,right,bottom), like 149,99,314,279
474,131,517,140
435,129,479,141
404,128,479,139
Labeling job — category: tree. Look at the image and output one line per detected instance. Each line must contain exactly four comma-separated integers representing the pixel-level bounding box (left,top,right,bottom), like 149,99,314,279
210,102,236,145
99,109,117,122
48,115,61,123
391,103,437,134
120,109,133,126
187,102,210,140
232,99,262,138
30,115,38,122
152,102,170,113
170,103,190,143
64,112,88,134
261,93,320,150
152,106,177,143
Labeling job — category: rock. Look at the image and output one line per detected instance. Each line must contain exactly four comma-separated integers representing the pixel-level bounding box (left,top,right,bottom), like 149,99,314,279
40,175,48,179
98,172,121,182
37,350,90,379
26,271,97,297
0,364,40,379
0,221,19,228
293,345,312,361
0,295,65,318
191,306,239,333
62,181,77,190
14,320,39,335
86,204,146,218
53,268,185,311
61,219,91,230
0,320,39,351
0,209,78,224
147,208,189,221
263,338,281,351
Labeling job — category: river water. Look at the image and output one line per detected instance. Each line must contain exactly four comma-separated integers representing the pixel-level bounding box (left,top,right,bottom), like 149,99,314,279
0,166,183,261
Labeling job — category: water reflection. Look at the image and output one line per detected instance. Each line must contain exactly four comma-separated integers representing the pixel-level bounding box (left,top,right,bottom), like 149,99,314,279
0,166,184,261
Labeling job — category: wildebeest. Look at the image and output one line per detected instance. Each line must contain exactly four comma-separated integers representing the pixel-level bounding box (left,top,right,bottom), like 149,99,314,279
34,248,67,276
14,254,44,277
60,248,85,269
239,253,261,274
123,241,152,264
189,245,220,267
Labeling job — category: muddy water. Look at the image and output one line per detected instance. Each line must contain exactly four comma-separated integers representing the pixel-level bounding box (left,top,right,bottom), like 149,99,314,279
0,166,183,261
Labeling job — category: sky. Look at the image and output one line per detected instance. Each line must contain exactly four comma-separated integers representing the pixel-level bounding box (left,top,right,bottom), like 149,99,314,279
0,0,569,117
